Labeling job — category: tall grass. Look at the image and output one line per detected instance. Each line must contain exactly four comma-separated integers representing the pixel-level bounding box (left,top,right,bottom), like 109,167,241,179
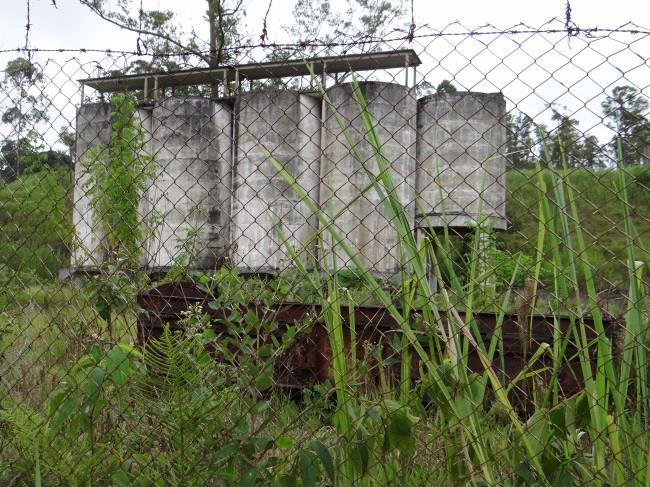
258,73,650,484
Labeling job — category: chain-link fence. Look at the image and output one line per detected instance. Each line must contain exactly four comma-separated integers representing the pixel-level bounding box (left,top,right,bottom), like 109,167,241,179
1,18,649,485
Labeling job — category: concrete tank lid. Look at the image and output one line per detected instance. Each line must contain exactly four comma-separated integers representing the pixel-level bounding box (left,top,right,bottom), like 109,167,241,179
326,80,409,90
236,88,319,97
152,95,232,103
417,91,504,105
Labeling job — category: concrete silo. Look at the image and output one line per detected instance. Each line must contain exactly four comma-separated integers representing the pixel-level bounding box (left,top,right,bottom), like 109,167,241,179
231,91,321,272
320,81,417,276
71,102,112,269
148,97,233,270
134,106,154,267
415,92,507,231
71,102,155,271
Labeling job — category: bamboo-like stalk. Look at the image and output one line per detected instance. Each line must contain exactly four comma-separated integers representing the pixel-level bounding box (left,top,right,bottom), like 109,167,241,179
254,69,552,484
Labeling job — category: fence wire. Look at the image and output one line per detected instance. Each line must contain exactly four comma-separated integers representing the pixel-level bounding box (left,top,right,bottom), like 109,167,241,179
1,18,649,486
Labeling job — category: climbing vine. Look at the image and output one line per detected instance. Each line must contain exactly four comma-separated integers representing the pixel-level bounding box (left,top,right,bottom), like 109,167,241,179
84,93,153,268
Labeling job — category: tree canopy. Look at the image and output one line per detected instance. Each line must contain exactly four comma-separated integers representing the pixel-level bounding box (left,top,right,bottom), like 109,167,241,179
1,57,71,182
602,85,650,166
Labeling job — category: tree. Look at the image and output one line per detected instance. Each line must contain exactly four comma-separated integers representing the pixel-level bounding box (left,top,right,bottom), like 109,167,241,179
436,80,457,94
580,134,606,169
58,127,76,156
79,0,245,70
0,139,72,182
506,111,536,169
288,0,406,55
601,85,650,166
1,57,49,181
1,138,35,181
543,106,605,168
548,106,583,168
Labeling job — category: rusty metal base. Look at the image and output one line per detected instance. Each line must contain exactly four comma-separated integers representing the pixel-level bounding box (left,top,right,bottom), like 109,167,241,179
137,281,617,402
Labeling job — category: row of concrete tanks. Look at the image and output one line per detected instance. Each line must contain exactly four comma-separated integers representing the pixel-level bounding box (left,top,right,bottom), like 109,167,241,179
71,81,506,276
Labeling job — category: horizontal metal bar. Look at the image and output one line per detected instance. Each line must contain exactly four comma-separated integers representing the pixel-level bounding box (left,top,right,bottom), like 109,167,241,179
79,49,421,92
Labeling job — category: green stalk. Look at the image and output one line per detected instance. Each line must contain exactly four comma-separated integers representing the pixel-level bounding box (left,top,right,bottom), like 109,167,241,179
614,138,648,425
346,289,357,385
325,273,356,484
538,141,606,457
254,68,551,483
562,147,617,478
545,167,580,408
607,414,625,487
399,274,413,405
487,255,522,384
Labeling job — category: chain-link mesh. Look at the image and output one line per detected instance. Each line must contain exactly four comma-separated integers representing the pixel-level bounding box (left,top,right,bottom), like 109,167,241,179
1,18,649,485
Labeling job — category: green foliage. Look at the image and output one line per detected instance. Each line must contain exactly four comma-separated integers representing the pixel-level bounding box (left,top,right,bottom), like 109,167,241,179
1,57,47,126
0,167,73,291
498,166,650,289
288,0,405,53
79,92,154,339
1,57,51,181
198,267,322,307
487,247,553,290
1,137,72,181
80,0,244,74
84,92,153,268
547,106,606,168
436,79,457,94
506,111,537,169
1,341,143,484
506,106,607,170
602,85,650,166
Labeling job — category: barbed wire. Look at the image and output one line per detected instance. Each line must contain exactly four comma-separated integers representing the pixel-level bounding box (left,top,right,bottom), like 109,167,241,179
2,18,649,60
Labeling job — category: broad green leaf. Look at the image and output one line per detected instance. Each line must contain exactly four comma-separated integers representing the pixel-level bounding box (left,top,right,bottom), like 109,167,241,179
385,408,416,453
298,449,318,487
111,469,130,487
275,436,293,450
351,441,369,476
105,345,130,387
309,440,335,483
256,371,273,392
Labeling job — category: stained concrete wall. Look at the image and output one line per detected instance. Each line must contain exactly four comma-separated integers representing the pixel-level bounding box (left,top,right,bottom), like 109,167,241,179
148,97,232,270
71,102,112,269
71,85,507,277
135,107,154,267
415,92,507,231
319,81,417,275
71,103,156,269
231,91,321,272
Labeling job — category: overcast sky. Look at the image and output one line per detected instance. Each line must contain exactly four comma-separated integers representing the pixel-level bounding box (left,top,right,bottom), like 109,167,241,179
1,0,647,52
1,0,648,150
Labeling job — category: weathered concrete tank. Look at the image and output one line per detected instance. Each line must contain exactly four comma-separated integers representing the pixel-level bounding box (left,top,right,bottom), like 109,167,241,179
148,97,232,270
415,92,507,231
71,103,155,270
132,106,154,268
71,102,112,269
231,91,321,272
319,82,417,275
